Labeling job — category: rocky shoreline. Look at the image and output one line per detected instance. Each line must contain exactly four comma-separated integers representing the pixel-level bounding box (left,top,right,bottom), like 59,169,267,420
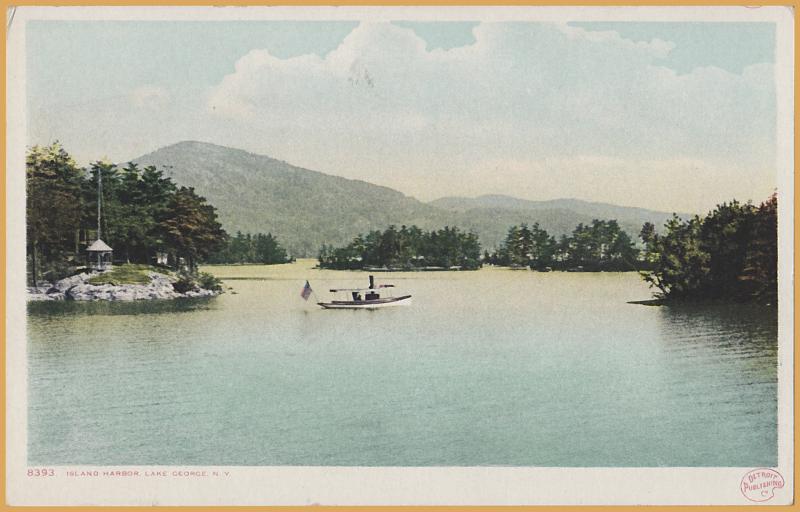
28,270,220,301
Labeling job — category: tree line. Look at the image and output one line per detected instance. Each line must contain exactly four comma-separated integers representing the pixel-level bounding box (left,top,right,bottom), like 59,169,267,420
318,225,482,270
639,195,777,303
206,231,290,264
486,220,640,271
28,143,777,303
26,143,227,284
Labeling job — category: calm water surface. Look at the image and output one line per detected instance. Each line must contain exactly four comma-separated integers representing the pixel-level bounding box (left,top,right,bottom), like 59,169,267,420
28,261,778,466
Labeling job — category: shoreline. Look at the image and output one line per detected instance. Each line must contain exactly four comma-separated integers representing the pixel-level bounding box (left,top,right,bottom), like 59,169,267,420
27,268,221,302
627,298,777,307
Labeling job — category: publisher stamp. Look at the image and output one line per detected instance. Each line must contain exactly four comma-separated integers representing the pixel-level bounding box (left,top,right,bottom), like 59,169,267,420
6,4,795,507
741,469,784,502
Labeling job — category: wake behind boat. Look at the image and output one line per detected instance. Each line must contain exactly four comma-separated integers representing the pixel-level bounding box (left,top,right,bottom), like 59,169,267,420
317,275,412,309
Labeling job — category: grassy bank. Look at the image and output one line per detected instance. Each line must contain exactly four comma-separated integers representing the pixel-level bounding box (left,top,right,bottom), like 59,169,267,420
87,264,169,285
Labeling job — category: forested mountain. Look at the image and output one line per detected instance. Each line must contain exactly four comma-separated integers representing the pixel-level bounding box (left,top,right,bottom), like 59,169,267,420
133,142,680,256
133,142,452,257
430,195,688,233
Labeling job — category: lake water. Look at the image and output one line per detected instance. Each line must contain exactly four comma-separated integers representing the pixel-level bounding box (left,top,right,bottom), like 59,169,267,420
27,261,778,467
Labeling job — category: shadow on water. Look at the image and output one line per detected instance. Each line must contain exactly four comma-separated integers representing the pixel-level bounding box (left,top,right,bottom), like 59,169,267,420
27,297,218,317
657,302,778,351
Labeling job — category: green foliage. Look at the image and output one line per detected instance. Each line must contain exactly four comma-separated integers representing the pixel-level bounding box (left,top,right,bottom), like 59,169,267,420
197,272,223,292
171,271,223,293
86,264,157,285
206,231,289,264
490,223,558,269
25,144,228,285
160,186,227,271
639,195,777,303
86,162,178,263
132,142,679,257
489,220,638,271
26,142,85,283
318,225,482,270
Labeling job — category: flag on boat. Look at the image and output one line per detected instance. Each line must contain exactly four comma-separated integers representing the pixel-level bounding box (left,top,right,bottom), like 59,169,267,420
300,280,313,301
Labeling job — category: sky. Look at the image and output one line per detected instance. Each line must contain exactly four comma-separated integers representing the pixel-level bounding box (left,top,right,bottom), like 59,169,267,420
25,20,777,213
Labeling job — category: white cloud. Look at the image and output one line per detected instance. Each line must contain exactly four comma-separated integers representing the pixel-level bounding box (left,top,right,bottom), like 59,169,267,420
555,23,676,58
34,22,775,213
201,22,775,211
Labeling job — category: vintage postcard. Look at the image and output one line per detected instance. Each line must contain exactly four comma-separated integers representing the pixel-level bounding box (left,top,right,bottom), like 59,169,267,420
5,5,795,506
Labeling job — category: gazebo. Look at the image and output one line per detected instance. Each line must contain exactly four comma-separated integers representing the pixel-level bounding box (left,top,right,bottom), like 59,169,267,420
87,239,113,270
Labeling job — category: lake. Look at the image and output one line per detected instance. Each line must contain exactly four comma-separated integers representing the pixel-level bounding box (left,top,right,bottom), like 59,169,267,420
27,261,778,467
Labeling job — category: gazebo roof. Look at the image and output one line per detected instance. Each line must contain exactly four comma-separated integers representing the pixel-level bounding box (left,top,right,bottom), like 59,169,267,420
87,239,113,252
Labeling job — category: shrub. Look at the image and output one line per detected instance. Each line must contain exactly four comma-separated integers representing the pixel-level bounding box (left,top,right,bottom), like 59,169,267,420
198,272,223,292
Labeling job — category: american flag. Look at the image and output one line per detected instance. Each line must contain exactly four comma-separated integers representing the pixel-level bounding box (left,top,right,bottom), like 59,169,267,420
300,280,313,301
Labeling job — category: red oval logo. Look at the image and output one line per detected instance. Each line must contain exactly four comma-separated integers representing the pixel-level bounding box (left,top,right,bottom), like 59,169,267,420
741,468,784,502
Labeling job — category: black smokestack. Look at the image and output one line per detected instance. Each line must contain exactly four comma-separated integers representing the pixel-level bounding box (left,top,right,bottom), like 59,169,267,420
369,275,375,289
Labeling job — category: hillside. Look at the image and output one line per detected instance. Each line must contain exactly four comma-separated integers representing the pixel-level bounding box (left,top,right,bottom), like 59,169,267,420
133,141,454,256
132,142,680,256
430,195,688,231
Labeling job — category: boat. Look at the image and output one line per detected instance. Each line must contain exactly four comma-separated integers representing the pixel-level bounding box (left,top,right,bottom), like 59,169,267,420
318,275,412,309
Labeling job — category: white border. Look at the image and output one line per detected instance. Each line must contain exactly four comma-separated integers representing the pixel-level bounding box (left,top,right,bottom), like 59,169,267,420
4,4,797,21
6,5,795,506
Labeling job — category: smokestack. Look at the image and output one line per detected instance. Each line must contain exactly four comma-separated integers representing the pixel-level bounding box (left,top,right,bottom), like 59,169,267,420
369,275,375,290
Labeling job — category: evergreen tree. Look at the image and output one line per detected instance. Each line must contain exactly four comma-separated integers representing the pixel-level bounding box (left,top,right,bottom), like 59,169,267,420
639,195,777,302
26,143,84,284
160,187,227,271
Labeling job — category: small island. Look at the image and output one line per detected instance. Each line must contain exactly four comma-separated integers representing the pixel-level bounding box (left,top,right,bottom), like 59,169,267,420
315,197,778,307
26,143,227,301
29,264,222,301
27,143,778,307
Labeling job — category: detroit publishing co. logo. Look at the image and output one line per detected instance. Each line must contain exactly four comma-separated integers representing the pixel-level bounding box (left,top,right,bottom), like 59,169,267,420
741,469,784,502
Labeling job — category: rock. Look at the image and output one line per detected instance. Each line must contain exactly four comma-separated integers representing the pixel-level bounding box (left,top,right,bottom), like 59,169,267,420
31,269,220,301
50,272,95,293
27,288,65,301
48,272,98,293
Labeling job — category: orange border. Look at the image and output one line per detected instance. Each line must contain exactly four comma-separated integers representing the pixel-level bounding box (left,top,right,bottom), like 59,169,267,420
2,2,797,511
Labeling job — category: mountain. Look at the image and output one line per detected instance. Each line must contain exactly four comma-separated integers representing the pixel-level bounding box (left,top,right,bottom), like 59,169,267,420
133,141,453,256
132,141,681,256
430,195,688,236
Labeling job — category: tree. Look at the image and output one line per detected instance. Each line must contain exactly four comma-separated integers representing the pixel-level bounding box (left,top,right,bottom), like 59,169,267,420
318,225,482,270
26,143,84,284
254,233,288,263
742,194,778,302
160,187,227,271
528,223,557,269
639,195,777,302
639,214,707,298
122,164,177,263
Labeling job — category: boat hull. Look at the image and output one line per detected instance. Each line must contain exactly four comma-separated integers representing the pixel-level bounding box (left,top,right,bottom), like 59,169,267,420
318,295,412,309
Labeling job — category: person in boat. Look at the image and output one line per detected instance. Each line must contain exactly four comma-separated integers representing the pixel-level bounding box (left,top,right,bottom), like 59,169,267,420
352,291,362,301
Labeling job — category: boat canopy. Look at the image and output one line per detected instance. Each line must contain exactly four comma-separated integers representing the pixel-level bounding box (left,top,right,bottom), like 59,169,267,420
329,284,394,292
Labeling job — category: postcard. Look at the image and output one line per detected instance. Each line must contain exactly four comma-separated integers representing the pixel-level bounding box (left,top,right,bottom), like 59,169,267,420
5,5,795,506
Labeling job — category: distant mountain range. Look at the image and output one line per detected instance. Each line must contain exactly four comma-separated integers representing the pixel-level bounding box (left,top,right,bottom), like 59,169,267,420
132,141,687,257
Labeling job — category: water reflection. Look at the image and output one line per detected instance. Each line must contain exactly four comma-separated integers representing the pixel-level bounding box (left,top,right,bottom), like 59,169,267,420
26,265,781,467
27,296,218,317
657,303,777,352
653,302,777,466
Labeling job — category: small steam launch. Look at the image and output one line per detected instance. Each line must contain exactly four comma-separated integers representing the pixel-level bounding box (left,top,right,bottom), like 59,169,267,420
316,275,412,309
